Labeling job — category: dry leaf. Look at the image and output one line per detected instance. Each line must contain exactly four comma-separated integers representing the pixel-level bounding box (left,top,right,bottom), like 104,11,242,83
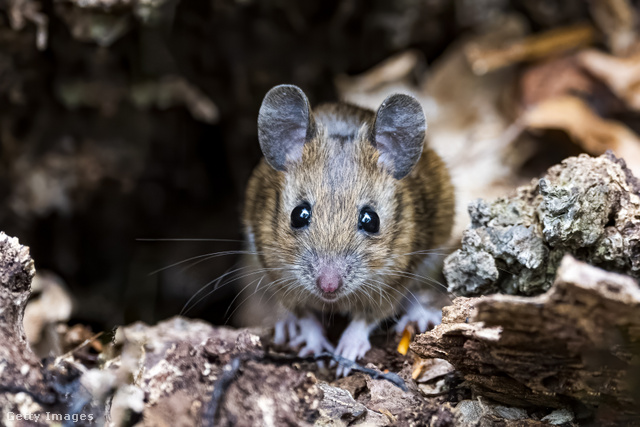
412,357,454,383
397,327,411,356
524,95,640,176
24,272,73,345
589,0,640,56
465,23,597,75
518,54,623,114
578,49,640,111
378,408,397,423
335,50,420,94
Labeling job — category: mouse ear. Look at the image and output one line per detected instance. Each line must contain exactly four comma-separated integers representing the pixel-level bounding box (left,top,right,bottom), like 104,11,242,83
258,84,313,171
372,94,426,179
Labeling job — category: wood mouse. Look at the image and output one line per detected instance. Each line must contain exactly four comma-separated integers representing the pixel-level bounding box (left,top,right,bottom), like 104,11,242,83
243,84,454,376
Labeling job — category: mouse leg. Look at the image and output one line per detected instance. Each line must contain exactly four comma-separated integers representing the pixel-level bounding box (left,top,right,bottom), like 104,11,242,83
394,293,442,334
274,312,298,345
274,312,334,356
334,318,377,377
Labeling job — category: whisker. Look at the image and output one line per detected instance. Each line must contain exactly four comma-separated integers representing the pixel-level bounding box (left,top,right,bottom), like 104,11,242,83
223,275,268,320
378,268,449,291
181,266,284,315
395,251,450,257
373,280,422,314
149,250,261,276
137,238,244,243
225,277,296,325
181,263,242,315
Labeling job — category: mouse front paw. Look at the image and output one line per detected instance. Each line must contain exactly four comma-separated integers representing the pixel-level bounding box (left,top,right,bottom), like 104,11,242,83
333,319,376,377
274,314,334,357
290,316,335,357
394,302,442,334
274,313,298,346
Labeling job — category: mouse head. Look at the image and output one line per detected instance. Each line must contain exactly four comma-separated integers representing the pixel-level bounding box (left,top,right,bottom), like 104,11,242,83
256,84,426,309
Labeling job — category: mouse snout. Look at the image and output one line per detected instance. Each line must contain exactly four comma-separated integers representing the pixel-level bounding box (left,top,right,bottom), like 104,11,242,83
316,266,343,294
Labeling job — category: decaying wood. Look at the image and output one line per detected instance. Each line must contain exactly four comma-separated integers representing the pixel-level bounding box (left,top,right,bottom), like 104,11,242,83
412,255,640,424
0,232,52,413
0,232,105,424
444,152,640,296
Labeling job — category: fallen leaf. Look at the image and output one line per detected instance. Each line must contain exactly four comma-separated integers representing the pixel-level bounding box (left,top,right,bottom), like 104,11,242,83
397,327,411,356
523,95,640,176
578,49,640,111
589,0,640,56
465,23,597,75
412,358,455,383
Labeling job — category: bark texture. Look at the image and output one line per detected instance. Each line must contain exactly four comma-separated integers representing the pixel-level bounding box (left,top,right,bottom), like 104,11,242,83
445,152,640,296
414,255,640,424
0,231,50,419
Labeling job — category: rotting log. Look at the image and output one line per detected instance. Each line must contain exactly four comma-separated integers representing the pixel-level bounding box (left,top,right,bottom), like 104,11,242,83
412,255,640,424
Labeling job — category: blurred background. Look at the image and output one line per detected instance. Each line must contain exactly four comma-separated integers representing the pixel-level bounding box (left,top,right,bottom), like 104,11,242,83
1,0,640,337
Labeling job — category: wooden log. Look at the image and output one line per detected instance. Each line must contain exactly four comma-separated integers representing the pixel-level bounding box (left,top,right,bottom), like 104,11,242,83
412,255,640,423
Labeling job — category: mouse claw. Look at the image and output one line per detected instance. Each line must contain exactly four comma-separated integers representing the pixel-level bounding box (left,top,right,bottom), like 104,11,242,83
274,322,287,345
274,313,298,345
334,337,371,377
333,319,374,377
394,303,441,334
287,315,334,358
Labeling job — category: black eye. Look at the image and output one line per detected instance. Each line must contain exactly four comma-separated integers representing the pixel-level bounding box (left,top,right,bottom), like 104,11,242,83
291,203,312,229
358,207,380,234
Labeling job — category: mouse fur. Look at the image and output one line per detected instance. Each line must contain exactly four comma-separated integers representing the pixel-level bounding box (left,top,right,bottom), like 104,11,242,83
242,84,454,372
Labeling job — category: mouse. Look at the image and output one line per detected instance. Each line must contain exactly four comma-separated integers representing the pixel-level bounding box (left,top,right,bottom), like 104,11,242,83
242,84,454,376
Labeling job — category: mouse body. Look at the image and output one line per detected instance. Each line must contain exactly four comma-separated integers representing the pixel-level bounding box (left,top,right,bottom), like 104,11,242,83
242,85,454,375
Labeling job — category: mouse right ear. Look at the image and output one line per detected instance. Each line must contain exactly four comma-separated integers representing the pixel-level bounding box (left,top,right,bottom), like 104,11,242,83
372,93,426,180
258,84,313,171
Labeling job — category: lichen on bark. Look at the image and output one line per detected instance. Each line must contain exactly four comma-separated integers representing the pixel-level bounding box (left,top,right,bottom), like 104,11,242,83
445,151,640,296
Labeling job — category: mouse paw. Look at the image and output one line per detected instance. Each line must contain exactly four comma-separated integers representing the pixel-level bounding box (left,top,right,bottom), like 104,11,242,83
334,319,375,377
287,315,335,357
274,313,299,346
394,302,441,334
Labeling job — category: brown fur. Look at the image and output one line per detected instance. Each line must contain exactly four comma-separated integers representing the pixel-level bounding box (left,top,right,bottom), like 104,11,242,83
243,102,454,322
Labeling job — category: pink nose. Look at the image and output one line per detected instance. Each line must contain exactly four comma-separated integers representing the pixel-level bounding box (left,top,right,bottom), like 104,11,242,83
316,268,342,293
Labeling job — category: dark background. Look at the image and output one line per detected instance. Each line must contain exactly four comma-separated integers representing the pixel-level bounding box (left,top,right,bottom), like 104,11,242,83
0,0,604,330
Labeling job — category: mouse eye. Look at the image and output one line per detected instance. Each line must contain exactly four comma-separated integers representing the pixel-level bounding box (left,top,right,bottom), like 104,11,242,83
291,203,312,229
358,207,380,234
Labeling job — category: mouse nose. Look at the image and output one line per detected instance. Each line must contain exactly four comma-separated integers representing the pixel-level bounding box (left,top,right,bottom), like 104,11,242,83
316,267,343,293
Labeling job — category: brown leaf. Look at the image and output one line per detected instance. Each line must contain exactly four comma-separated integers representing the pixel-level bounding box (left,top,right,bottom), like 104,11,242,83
578,49,640,111
523,95,640,176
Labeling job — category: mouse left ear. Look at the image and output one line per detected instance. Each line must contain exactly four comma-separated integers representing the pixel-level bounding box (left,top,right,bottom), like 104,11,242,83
258,84,313,171
372,94,426,179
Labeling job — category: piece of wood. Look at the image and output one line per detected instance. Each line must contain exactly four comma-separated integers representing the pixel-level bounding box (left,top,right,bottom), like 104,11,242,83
412,255,640,423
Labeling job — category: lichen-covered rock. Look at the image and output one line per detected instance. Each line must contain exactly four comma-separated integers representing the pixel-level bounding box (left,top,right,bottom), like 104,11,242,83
445,152,640,296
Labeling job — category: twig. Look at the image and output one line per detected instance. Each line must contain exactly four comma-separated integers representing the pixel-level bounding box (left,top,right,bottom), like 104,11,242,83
264,351,408,392
201,357,242,427
54,331,105,366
